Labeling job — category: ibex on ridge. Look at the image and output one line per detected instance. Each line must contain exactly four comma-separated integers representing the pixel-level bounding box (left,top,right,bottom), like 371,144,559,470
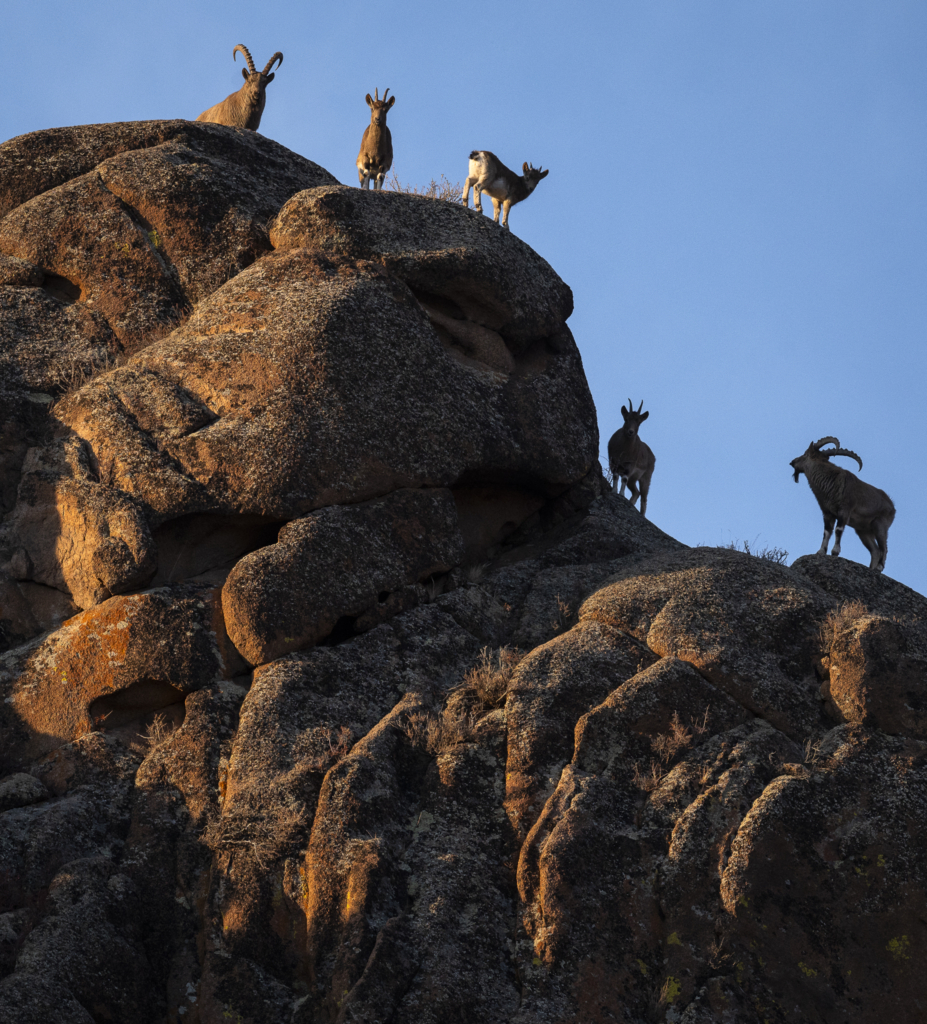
461,151,548,230
607,400,656,518
790,436,895,572
356,88,395,190
196,45,283,131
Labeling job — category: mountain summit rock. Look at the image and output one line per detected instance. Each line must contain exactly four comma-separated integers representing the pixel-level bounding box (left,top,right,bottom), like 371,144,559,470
0,121,925,1024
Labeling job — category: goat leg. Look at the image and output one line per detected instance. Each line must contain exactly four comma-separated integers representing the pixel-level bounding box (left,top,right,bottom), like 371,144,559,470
817,512,836,555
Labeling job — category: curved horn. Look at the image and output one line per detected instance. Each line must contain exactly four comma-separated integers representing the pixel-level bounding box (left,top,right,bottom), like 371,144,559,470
628,397,633,412
382,88,390,102
813,436,840,451
262,52,283,75
829,447,863,472
233,44,256,73
374,87,379,101
636,400,644,413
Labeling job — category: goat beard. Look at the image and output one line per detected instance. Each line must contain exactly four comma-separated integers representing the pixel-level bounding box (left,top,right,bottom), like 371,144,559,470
792,468,801,483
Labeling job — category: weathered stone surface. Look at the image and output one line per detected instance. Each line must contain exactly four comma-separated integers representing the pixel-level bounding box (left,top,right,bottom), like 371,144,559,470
270,184,573,346
505,619,658,836
0,122,336,340
581,547,835,738
793,552,927,621
719,727,927,1023
0,286,117,393
0,257,43,288
824,613,927,736
0,773,47,813
0,170,189,347
222,488,465,664
1,439,156,609
118,246,594,522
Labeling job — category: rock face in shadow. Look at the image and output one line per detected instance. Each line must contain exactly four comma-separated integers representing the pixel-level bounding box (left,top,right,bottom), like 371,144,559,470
1,121,927,1024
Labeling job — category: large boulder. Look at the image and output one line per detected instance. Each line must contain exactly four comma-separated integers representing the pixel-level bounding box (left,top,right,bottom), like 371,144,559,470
0,123,598,613
580,547,835,738
270,184,573,346
222,489,465,665
0,585,234,769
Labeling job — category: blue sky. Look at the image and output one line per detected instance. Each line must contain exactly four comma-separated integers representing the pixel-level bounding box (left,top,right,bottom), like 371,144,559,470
5,1,927,594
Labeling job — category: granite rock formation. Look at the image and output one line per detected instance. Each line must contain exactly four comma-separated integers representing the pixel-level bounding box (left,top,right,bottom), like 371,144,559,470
1,121,926,1024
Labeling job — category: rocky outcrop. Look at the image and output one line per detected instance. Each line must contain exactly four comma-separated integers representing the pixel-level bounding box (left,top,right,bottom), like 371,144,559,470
1,120,926,1024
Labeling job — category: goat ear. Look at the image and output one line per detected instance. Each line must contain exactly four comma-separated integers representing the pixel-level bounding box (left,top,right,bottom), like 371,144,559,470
639,410,649,422
539,168,549,179
621,405,628,417
523,162,529,174
366,94,374,108
387,95,395,107
242,68,249,81
264,72,275,84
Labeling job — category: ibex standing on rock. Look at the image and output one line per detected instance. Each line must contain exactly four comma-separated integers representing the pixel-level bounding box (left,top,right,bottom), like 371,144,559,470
196,45,283,131
790,437,895,572
461,151,548,230
356,88,395,190
607,400,656,517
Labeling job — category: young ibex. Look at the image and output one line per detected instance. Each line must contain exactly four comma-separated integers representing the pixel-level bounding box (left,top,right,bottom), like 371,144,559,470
196,45,283,131
356,88,395,190
607,400,656,517
790,436,895,572
461,151,549,230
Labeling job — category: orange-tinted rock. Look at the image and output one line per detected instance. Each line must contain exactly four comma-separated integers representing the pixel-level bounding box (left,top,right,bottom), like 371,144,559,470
0,586,232,768
825,614,927,736
2,439,156,608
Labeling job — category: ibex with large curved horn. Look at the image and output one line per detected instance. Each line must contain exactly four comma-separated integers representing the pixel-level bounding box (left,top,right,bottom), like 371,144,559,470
790,436,895,572
607,400,656,517
196,45,283,131
461,151,549,231
356,87,396,190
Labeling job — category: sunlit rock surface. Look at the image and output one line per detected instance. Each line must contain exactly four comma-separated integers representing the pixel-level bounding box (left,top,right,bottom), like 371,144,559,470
1,121,926,1024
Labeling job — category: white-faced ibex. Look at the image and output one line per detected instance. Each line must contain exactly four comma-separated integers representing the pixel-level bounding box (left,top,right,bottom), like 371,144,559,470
356,88,395,190
196,45,283,131
790,436,895,572
607,400,656,517
461,151,548,230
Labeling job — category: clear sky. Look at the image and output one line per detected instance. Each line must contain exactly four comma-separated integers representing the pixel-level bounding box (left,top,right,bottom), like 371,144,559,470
4,1,926,594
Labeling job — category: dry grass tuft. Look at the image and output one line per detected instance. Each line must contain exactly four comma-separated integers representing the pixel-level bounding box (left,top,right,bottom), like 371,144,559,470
819,599,869,653
457,646,522,710
300,725,353,773
201,812,293,869
721,539,789,565
129,711,177,756
633,709,711,793
403,708,474,756
50,352,122,402
386,171,463,202
403,647,524,755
